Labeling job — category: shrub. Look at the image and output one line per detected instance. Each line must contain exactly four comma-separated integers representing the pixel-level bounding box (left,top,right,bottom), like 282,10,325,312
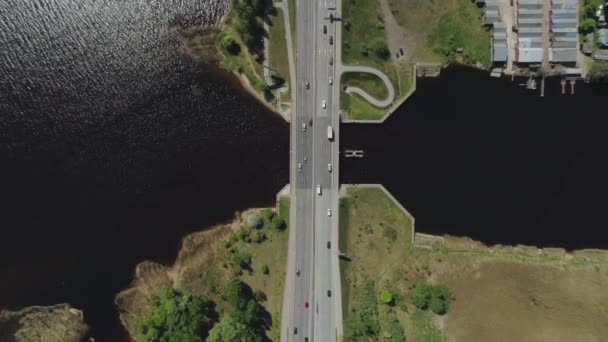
410,281,432,310
580,18,597,33
260,264,269,275
260,208,274,221
359,43,369,56
271,215,285,230
379,289,394,305
251,230,266,243
383,225,398,242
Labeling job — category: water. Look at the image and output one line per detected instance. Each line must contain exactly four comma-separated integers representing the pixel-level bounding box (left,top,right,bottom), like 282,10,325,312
0,0,288,339
342,65,608,250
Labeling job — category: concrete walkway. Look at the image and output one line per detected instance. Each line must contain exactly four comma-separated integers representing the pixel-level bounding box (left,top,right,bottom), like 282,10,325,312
277,1,297,105
341,65,395,108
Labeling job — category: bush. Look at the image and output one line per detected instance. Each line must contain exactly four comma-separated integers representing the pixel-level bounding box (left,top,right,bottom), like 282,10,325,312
383,225,398,242
260,264,269,274
379,289,394,305
410,281,432,310
231,250,252,271
222,36,241,55
580,18,597,33
376,46,391,60
260,208,274,221
251,230,266,243
359,43,369,56
410,281,455,315
237,227,251,242
588,61,608,82
271,215,285,230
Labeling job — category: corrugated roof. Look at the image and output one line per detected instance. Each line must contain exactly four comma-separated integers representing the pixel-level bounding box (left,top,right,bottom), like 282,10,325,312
519,27,543,33
552,27,578,33
493,45,508,62
550,48,577,62
599,29,608,47
518,48,544,62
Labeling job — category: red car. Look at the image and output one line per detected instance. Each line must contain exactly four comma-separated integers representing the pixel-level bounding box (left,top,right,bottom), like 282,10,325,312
329,36,333,45
304,301,309,308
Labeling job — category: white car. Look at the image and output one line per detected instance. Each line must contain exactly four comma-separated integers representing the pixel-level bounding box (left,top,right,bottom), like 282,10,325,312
327,208,332,216
322,100,326,109
329,77,333,85
316,184,322,195
297,163,302,172
302,122,306,131
328,163,332,172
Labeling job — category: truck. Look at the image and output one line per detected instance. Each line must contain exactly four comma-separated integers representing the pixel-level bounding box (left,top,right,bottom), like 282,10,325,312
327,126,334,140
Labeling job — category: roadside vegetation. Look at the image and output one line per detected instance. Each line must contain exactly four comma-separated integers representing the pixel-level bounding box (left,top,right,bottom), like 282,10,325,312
268,8,291,102
580,0,604,33
216,0,273,100
130,200,290,341
339,186,608,341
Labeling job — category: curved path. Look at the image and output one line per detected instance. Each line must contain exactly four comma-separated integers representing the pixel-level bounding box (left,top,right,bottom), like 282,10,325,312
340,65,395,108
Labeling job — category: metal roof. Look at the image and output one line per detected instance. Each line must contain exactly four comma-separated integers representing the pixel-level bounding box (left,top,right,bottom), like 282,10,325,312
550,48,577,62
493,44,508,62
599,29,608,47
518,48,544,62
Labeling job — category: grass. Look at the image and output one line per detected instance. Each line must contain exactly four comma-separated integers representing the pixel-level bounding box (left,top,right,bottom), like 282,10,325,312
216,28,267,94
340,0,402,119
341,72,389,100
339,187,608,341
339,187,414,338
387,0,491,65
268,9,291,102
340,88,387,120
287,0,296,53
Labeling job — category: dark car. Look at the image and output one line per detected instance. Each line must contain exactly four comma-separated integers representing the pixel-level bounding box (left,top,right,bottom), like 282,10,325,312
327,241,331,249
329,36,333,45
305,301,309,308
305,81,310,89
329,57,333,65
294,327,298,335
327,290,332,297
399,48,404,56
296,269,300,276
323,25,327,34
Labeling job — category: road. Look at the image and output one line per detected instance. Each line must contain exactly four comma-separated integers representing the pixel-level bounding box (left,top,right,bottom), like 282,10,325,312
281,0,341,339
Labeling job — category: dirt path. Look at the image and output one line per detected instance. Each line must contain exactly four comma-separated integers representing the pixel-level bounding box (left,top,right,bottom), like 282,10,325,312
378,0,414,61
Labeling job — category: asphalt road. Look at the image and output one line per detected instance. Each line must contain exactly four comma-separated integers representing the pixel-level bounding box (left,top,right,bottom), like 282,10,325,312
282,0,340,339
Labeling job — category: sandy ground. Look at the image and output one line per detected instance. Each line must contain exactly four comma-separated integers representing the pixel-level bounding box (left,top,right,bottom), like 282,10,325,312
378,0,415,62
0,304,88,342
436,258,608,342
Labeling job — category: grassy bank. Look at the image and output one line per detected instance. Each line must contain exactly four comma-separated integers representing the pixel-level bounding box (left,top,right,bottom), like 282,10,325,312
268,8,291,102
388,0,490,65
215,0,271,101
121,202,290,341
339,186,608,341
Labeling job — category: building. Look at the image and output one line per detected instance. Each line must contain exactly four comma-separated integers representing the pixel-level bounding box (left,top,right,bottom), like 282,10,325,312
549,0,578,65
492,22,508,63
599,29,608,48
517,0,544,64
483,0,502,26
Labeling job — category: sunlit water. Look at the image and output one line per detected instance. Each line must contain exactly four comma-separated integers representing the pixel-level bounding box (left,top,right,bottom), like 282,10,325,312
0,0,287,339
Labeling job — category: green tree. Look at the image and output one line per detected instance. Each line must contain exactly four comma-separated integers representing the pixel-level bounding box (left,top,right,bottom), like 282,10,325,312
260,263,269,275
410,281,432,310
580,18,597,33
222,36,241,55
251,230,266,243
260,208,274,222
376,46,391,60
380,290,394,305
271,215,285,230
230,250,252,271
135,288,216,342
207,314,261,342
430,285,454,315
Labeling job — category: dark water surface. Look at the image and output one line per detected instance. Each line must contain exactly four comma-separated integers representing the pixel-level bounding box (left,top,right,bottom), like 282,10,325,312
342,65,608,250
0,0,287,339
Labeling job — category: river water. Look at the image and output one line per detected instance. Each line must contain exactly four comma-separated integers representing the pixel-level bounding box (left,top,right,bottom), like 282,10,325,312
1,0,608,340
0,0,287,339
342,65,608,250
